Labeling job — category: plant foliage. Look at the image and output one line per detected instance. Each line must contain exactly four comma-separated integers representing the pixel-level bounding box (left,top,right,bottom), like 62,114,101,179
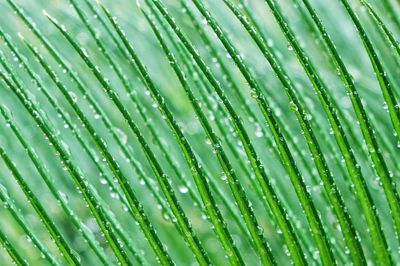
0,0,399,265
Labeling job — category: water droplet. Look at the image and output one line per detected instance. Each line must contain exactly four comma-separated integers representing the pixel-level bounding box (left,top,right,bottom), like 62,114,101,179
255,125,263,138
59,191,69,203
179,186,188,194
162,209,170,221
289,101,298,112
114,128,128,145
68,91,78,103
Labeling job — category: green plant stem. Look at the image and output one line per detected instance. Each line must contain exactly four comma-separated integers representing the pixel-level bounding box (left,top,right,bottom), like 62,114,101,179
0,145,81,265
25,31,178,265
183,0,341,264
360,0,400,58
144,9,276,265
286,0,399,172
98,3,249,264
299,0,400,259
226,1,368,264
339,0,400,141
0,177,59,266
0,59,134,266
67,1,203,260
46,9,216,265
68,0,207,231
0,30,147,265
147,0,258,247
0,104,112,266
162,10,317,262
0,228,28,266
149,0,318,265
381,0,400,31
4,1,174,263
168,4,336,260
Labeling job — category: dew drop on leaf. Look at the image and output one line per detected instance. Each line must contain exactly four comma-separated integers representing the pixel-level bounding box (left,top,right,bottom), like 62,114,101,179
179,185,188,194
68,91,78,103
114,128,128,145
